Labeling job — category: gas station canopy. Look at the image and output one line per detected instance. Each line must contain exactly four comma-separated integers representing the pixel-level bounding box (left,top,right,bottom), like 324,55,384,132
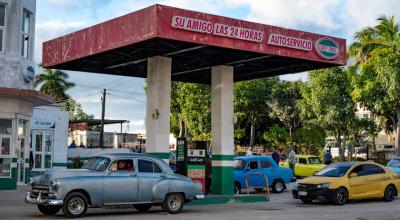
42,4,346,84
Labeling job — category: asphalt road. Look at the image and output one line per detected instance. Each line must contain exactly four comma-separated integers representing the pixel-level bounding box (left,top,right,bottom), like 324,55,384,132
1,185,400,220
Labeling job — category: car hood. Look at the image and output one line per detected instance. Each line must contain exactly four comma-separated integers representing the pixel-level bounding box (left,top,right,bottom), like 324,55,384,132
33,169,101,186
297,176,339,184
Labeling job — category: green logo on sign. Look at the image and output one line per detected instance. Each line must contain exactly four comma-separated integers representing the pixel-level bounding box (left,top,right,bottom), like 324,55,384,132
315,37,339,60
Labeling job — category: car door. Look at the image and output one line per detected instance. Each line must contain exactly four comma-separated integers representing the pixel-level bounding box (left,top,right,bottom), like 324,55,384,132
295,157,308,177
137,159,164,202
260,159,279,187
348,165,370,199
103,159,139,204
245,160,264,188
362,164,387,197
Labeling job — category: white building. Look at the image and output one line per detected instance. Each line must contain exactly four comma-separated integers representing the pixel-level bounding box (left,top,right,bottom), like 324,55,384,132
29,105,68,178
0,0,53,190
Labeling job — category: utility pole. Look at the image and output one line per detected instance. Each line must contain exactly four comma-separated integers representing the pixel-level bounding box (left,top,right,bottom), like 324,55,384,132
99,89,106,148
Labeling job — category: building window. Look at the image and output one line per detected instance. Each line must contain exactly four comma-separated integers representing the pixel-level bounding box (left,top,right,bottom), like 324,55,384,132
31,130,53,170
0,119,12,177
21,8,32,59
0,3,6,53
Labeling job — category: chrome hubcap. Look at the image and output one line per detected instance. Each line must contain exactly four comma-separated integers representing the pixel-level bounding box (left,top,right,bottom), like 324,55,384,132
275,182,284,192
68,197,84,215
168,195,181,211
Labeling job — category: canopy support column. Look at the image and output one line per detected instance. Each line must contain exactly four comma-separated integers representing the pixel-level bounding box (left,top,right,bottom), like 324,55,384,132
145,56,171,162
211,65,234,195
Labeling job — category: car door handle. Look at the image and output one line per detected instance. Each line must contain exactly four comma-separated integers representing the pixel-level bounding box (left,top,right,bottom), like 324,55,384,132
130,174,137,177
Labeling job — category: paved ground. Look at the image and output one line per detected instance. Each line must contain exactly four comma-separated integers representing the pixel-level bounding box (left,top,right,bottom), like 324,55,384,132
1,185,400,220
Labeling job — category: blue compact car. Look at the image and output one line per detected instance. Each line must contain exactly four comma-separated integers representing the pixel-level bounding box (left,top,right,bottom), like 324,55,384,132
234,156,294,194
387,157,400,175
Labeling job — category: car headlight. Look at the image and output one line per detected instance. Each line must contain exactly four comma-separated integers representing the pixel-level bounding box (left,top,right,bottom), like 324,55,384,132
50,179,58,190
293,182,299,190
316,183,330,189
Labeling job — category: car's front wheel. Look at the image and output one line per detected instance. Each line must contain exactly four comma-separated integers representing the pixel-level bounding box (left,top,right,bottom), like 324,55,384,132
272,179,285,193
383,185,396,202
163,193,184,214
37,205,61,215
332,187,348,205
62,192,88,218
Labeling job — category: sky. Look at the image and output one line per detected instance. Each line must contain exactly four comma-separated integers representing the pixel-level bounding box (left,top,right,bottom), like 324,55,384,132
34,0,400,133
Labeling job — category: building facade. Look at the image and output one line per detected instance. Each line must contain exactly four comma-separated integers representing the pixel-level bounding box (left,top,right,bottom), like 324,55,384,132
0,0,52,190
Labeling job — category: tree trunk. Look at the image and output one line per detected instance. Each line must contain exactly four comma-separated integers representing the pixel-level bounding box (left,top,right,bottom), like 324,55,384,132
396,108,400,156
336,131,343,162
250,122,255,148
289,126,294,147
342,130,347,161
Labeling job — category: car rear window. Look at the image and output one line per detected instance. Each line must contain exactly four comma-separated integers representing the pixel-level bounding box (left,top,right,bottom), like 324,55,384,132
138,160,162,173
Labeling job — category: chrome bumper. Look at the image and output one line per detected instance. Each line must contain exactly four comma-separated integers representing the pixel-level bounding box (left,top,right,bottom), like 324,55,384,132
195,194,205,200
25,192,63,206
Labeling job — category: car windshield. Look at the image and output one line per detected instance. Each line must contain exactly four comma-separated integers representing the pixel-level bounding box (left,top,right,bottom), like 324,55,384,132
82,157,111,171
314,164,352,177
308,157,321,164
234,159,246,170
388,158,400,167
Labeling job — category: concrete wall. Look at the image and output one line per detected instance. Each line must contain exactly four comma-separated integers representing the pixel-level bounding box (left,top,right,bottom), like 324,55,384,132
0,0,36,90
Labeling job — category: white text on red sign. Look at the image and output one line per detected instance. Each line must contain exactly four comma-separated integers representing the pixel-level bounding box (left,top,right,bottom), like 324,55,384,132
268,34,312,51
172,16,263,43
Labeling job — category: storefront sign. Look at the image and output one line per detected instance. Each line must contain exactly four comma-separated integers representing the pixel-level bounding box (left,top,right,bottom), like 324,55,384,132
315,37,339,59
172,16,263,42
22,65,35,83
267,34,312,51
31,118,55,129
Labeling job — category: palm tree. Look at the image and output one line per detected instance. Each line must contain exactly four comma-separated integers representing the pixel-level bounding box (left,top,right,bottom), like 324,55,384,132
348,15,399,65
374,15,399,52
34,68,75,102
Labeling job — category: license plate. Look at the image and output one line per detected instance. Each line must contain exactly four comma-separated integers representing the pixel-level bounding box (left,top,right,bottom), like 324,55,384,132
298,191,308,196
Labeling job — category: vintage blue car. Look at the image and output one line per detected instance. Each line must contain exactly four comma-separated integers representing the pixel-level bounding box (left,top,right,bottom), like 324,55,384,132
387,157,400,175
234,156,294,194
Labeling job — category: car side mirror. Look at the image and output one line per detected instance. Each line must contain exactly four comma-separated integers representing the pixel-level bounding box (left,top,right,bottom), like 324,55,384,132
349,173,358,178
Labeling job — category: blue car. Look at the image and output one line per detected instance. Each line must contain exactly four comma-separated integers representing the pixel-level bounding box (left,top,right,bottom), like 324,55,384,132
387,157,400,175
234,156,294,194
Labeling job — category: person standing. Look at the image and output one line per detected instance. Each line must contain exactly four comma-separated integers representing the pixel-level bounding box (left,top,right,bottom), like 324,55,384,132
271,150,280,166
324,150,332,165
288,147,296,176
69,140,77,149
246,147,253,156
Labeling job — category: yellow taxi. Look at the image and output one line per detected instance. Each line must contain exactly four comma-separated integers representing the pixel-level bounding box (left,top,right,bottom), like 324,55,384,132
280,155,325,177
292,161,400,205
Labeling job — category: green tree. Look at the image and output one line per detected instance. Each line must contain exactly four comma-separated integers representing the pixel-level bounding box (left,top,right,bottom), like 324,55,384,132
34,68,75,102
352,48,400,153
293,125,326,155
234,77,279,147
263,124,289,149
301,67,355,161
267,81,303,146
62,99,94,120
349,15,399,65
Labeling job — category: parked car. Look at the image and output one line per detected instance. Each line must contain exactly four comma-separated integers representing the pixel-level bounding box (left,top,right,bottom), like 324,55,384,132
280,155,325,177
234,156,294,194
387,157,400,175
293,161,400,205
26,153,204,218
